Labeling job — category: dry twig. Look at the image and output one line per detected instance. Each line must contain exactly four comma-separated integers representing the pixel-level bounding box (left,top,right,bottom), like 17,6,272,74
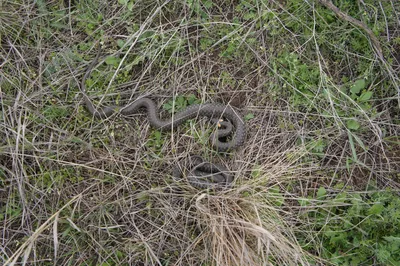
318,0,384,60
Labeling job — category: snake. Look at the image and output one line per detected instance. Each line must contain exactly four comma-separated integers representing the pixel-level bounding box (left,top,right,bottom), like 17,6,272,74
172,155,233,189
80,46,245,188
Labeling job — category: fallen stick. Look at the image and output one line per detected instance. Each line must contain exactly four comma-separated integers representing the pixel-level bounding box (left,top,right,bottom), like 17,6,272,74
318,0,384,60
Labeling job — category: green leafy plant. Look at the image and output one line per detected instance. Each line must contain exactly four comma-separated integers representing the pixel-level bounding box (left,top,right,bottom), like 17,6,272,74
146,130,164,153
162,94,201,114
272,51,321,110
42,105,69,122
118,0,136,11
0,201,22,222
348,79,373,105
76,1,104,37
299,188,400,265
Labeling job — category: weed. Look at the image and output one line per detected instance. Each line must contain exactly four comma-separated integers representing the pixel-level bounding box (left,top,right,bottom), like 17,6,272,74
163,94,201,114
298,186,400,265
146,130,164,154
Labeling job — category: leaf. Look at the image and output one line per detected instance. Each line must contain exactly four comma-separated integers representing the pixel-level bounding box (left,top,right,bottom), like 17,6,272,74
203,0,213,8
251,165,261,178
312,139,326,153
153,131,161,141
51,22,68,30
244,113,254,121
0,168,5,178
353,236,360,247
358,91,373,102
347,119,360,130
132,55,144,65
317,187,327,199
347,131,358,161
162,103,172,112
334,192,348,204
244,12,256,20
127,1,134,11
105,56,121,67
186,94,198,105
116,250,124,259
116,39,125,48
269,185,280,194
36,0,48,14
368,203,384,215
376,248,391,263
350,79,366,94
383,236,400,243
220,42,236,57
87,23,95,30
352,133,367,152
176,96,186,106
383,136,400,144
298,198,311,206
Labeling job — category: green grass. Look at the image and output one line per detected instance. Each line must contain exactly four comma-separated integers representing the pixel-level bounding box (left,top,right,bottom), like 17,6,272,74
1,0,399,265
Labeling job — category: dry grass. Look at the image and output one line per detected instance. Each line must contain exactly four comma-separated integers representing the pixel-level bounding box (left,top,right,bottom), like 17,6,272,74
1,0,399,265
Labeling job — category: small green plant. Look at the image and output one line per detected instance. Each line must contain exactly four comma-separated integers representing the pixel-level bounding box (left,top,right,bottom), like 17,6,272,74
185,0,212,20
244,113,254,121
146,130,164,154
272,51,321,110
42,105,69,122
0,201,22,222
118,0,136,11
346,78,374,110
162,94,201,114
349,79,366,98
299,187,400,265
302,137,328,157
76,1,104,37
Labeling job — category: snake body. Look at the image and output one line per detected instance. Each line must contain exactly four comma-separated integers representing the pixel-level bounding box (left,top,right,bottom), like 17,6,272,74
172,155,233,189
81,47,245,188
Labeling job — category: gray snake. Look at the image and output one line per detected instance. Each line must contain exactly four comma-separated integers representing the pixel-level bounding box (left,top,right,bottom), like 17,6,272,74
172,155,233,189
80,47,245,188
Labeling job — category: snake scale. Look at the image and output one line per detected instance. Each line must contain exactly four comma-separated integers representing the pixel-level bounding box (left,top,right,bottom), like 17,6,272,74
80,47,245,189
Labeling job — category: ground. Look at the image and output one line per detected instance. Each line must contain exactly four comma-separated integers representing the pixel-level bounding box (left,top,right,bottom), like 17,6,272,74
1,0,400,265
